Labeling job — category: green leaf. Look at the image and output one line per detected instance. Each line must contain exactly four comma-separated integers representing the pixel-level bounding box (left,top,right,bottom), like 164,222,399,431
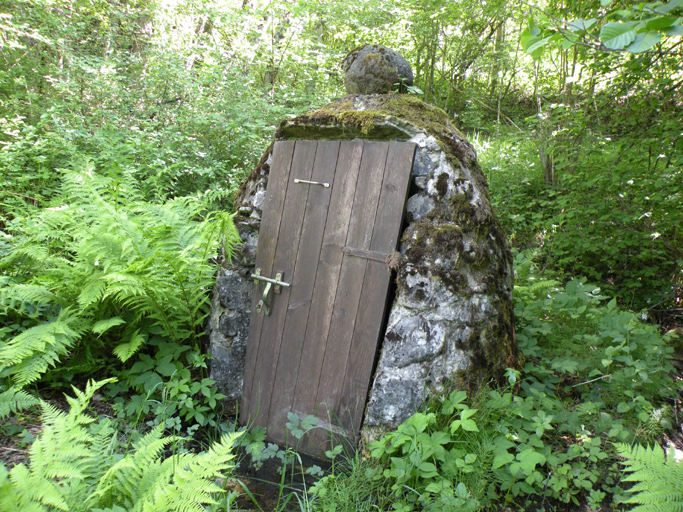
646,15,678,30
626,31,661,52
617,402,632,413
567,18,597,31
525,36,552,59
663,24,683,36
658,0,683,13
493,452,515,469
155,358,178,377
460,408,478,421
520,26,542,49
460,419,479,432
600,22,637,49
419,461,437,473
92,316,125,334
517,448,547,472
113,331,146,362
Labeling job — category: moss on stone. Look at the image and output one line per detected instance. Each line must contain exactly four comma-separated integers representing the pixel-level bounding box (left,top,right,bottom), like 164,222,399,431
275,93,476,170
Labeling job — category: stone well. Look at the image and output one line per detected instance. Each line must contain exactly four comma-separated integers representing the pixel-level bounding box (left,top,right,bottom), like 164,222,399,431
207,93,516,442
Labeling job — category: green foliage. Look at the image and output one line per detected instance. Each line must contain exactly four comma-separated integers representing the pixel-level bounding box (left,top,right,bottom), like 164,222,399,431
0,379,242,512
308,454,393,512
366,399,487,512
477,121,683,311
0,386,41,419
521,0,683,57
616,442,683,512
0,163,239,426
313,253,680,511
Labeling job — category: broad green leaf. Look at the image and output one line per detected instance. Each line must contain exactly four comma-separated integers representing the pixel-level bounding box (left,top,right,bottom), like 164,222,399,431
493,452,515,469
600,22,637,49
617,402,632,413
525,36,552,59
626,31,661,52
455,482,468,498
425,481,450,493
460,419,479,432
646,15,678,30
658,0,683,13
562,37,577,49
460,408,478,421
419,462,437,473
517,448,547,472
663,25,683,36
567,18,597,31
520,26,542,51
156,358,178,377
600,0,613,6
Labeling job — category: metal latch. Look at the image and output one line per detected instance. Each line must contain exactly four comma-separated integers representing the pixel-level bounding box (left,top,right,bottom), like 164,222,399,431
294,179,329,188
251,269,290,316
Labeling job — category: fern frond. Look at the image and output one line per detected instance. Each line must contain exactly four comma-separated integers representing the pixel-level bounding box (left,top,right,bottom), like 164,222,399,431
112,330,146,362
78,275,108,309
616,442,683,512
0,387,41,419
7,463,66,511
1,380,241,512
133,432,242,512
0,309,85,387
514,279,560,295
0,283,62,311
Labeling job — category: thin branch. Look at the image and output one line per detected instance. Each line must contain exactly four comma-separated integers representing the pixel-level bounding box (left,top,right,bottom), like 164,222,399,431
0,191,39,205
571,374,612,387
1,446,29,454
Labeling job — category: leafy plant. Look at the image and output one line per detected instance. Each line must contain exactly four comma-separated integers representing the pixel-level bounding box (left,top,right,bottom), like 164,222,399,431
0,163,239,426
0,379,242,512
616,442,683,512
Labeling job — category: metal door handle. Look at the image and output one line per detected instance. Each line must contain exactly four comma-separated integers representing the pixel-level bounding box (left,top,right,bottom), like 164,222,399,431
252,269,290,316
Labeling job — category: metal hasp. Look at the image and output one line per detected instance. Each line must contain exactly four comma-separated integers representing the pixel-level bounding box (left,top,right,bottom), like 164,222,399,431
251,269,290,316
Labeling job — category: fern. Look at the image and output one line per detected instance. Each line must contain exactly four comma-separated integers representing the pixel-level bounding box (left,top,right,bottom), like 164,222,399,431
616,442,683,512
0,164,239,389
0,309,85,386
0,386,41,419
0,379,242,512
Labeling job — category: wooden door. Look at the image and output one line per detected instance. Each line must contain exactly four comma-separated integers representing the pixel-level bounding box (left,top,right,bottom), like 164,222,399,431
240,139,415,458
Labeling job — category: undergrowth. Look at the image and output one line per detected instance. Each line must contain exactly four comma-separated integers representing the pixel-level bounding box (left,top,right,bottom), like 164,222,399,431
0,379,242,512
0,163,240,431
302,250,681,512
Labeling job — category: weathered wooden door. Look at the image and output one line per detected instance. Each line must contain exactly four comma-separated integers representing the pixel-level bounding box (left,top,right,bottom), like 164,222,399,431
240,139,415,458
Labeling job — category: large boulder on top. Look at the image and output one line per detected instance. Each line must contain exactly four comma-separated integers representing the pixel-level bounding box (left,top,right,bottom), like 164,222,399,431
343,45,414,94
207,93,517,442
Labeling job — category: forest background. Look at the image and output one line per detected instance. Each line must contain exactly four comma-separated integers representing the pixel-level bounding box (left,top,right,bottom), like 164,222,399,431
1,0,683,511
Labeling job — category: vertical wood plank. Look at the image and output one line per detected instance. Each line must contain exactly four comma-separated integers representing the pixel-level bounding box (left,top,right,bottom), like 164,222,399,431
241,140,415,459
240,141,295,425
338,142,416,431
312,141,389,431
266,141,340,444
290,141,364,455
242,140,317,426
